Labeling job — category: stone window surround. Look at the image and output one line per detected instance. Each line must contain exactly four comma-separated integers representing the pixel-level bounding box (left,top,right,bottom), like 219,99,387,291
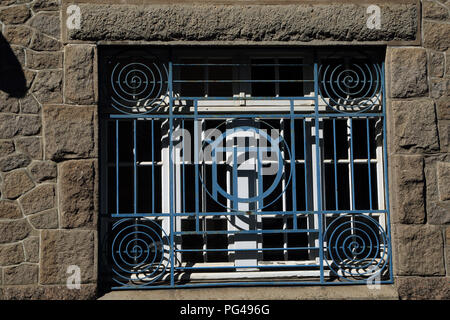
0,0,448,300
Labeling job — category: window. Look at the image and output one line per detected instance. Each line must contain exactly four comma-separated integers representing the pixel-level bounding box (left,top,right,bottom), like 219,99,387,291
99,47,392,289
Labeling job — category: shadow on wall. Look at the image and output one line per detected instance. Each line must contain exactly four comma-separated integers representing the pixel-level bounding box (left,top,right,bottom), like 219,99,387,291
0,33,27,98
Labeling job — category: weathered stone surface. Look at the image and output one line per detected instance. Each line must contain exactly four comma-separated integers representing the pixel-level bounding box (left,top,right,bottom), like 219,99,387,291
430,78,449,99
0,115,41,139
31,70,62,104
68,3,418,43
390,99,439,153
393,224,445,276
437,161,450,201
23,237,39,263
0,200,22,219
428,51,445,78
0,243,24,266
2,25,32,47
29,161,57,182
0,5,30,24
64,45,96,104
29,32,61,51
438,120,450,153
24,69,36,90
26,50,63,70
0,115,19,139
28,12,60,39
0,153,31,172
28,209,58,229
32,0,59,11
59,160,97,229
40,230,96,285
1,284,97,300
391,155,425,224
17,115,41,136
396,277,450,300
436,97,450,120
0,218,32,244
19,184,55,216
424,155,450,225
0,91,20,113
15,137,42,159
423,0,449,20
446,227,450,276
388,48,428,98
423,21,450,51
4,264,38,285
0,140,15,157
20,94,40,114
2,169,34,199
43,105,97,161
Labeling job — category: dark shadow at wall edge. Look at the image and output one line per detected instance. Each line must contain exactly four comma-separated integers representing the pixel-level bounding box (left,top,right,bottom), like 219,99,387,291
0,33,27,98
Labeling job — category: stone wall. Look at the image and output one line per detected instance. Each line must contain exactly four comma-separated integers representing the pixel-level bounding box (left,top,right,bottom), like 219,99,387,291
0,0,448,300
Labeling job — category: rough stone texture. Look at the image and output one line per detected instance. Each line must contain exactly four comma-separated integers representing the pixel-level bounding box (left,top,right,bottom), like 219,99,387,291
2,169,35,199
388,48,428,98
436,97,450,120
0,140,15,156
0,200,22,219
14,137,42,160
391,155,425,224
423,0,449,20
1,284,97,300
59,160,97,229
23,237,39,263
29,161,57,182
396,277,450,300
430,78,449,99
28,209,58,229
0,115,42,139
19,184,56,216
2,25,33,47
428,51,445,78
390,99,439,153
32,0,59,12
424,156,450,225
68,3,419,43
20,94,41,114
393,224,445,276
64,45,96,104
3,264,39,285
31,70,62,104
0,91,20,113
28,12,60,39
0,218,32,244
26,50,63,70
423,21,450,51
40,230,96,285
438,120,450,153
0,153,31,172
29,32,62,51
43,105,97,161
0,5,30,24
437,161,450,201
0,243,24,267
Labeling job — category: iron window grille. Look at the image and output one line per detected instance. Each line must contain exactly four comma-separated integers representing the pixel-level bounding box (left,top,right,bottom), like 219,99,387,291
99,47,393,289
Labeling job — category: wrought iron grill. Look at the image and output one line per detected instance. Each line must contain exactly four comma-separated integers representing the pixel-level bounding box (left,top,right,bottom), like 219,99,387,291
99,48,393,289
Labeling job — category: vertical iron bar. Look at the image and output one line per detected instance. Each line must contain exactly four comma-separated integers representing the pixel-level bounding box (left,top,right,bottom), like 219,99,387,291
116,120,119,214
349,118,355,210
366,118,373,210
333,119,339,210
290,100,297,229
152,119,155,213
314,60,324,283
168,62,175,287
194,100,200,232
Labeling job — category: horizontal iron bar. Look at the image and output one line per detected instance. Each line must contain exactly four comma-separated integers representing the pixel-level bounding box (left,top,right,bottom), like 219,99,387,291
109,113,384,119
175,246,320,252
173,79,313,83
175,264,320,270
173,63,310,67
174,229,319,235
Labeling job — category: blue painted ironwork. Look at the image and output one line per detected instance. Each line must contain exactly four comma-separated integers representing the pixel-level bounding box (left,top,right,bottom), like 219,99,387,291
102,53,392,289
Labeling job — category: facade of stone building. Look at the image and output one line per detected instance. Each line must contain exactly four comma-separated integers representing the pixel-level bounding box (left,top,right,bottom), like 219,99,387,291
0,0,448,300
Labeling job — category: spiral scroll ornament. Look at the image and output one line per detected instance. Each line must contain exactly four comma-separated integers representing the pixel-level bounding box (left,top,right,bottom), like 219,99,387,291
319,63,382,113
111,219,170,286
324,214,389,281
110,61,169,114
